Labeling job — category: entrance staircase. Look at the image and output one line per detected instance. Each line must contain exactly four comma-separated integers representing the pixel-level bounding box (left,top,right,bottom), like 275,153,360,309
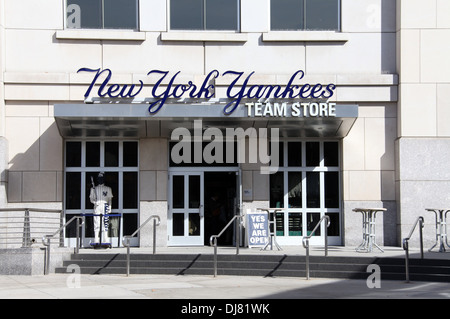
55,252,450,282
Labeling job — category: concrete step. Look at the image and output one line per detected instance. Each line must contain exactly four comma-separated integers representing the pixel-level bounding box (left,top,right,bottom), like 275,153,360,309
55,253,450,282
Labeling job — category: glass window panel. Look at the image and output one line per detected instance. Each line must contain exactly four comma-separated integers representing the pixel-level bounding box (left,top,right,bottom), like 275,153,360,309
123,141,138,167
86,142,100,167
288,213,302,236
306,142,320,166
324,142,339,166
172,175,185,209
104,0,138,29
325,172,339,208
206,0,238,30
270,172,284,208
67,0,102,29
84,216,95,237
173,213,185,236
270,141,283,167
288,172,302,208
307,213,321,236
306,172,320,208
123,213,138,237
288,142,302,166
189,213,200,236
189,175,200,209
66,172,81,209
326,213,340,236
66,142,81,167
123,172,138,209
305,0,340,31
108,215,120,237
106,172,118,209
171,0,204,30
275,212,285,236
271,0,304,30
105,142,119,167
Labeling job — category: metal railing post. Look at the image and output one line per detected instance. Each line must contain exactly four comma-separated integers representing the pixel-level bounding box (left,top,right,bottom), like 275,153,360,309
126,238,131,277
213,238,218,277
44,236,50,275
75,217,80,254
403,216,424,283
122,215,160,277
22,209,31,248
210,215,242,277
304,239,310,280
302,215,330,280
236,214,240,255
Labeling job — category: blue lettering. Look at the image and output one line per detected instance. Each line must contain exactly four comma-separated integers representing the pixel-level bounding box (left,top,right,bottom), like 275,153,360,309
78,67,143,99
223,71,254,115
280,70,304,98
147,70,175,114
118,83,143,98
322,83,336,99
78,68,337,115
191,70,219,99
78,67,112,98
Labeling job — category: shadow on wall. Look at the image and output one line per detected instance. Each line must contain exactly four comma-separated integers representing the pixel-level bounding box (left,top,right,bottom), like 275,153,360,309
6,120,63,203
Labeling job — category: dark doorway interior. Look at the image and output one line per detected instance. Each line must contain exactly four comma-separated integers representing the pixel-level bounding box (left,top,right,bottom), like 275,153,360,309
204,172,237,245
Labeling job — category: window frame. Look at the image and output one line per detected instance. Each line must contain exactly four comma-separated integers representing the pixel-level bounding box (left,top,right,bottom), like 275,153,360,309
269,140,342,246
65,0,140,31
169,0,241,32
269,0,341,32
63,140,140,247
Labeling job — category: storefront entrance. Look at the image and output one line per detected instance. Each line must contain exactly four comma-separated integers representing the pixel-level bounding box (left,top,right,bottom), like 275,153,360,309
168,170,239,246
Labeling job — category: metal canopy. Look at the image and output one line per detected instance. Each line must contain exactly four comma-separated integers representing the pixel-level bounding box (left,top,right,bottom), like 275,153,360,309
54,103,358,138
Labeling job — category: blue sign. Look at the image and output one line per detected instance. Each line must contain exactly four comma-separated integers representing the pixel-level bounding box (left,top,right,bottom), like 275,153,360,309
78,68,336,116
247,211,269,247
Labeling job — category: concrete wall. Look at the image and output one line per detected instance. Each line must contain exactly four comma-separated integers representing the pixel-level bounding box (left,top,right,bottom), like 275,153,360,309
0,247,72,275
396,0,450,246
0,0,6,207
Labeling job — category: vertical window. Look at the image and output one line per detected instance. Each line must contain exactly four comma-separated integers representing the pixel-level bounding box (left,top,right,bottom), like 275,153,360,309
66,0,139,30
269,141,341,242
64,141,139,244
170,0,239,31
270,0,340,31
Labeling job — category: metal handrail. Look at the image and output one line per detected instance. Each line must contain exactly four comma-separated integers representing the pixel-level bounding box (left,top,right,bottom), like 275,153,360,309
42,215,85,275
0,208,63,248
123,215,160,276
302,215,330,280
402,216,424,282
210,214,242,277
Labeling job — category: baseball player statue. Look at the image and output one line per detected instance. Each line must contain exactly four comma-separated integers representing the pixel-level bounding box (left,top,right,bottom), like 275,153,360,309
89,172,113,247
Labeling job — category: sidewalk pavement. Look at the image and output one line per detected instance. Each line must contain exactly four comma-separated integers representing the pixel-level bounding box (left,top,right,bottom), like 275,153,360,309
1,245,448,300
0,273,449,299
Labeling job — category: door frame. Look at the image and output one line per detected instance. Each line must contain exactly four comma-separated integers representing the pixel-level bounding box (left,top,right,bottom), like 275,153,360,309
168,171,204,246
168,167,240,246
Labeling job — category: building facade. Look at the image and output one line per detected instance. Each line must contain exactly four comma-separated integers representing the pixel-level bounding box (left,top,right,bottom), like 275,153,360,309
0,0,448,249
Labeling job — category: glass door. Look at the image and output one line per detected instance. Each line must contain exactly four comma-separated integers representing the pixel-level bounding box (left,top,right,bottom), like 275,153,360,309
168,172,204,246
